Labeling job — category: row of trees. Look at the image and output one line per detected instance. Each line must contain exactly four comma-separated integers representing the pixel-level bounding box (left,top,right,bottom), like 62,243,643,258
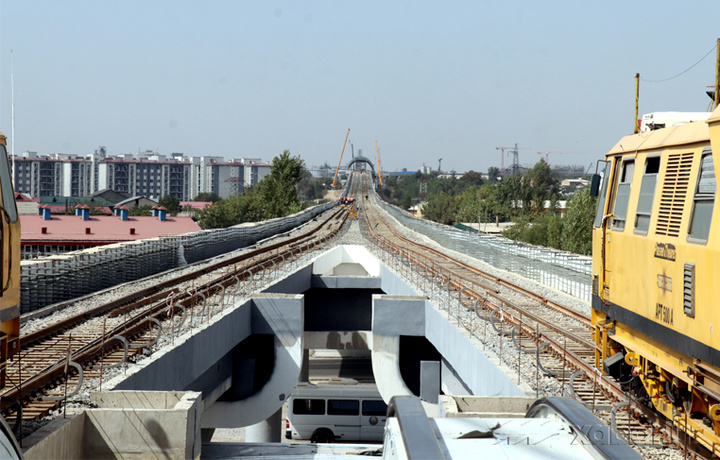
174,152,596,256
381,160,596,255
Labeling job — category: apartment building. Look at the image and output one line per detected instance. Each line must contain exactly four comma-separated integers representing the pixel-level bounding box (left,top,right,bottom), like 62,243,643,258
12,150,272,201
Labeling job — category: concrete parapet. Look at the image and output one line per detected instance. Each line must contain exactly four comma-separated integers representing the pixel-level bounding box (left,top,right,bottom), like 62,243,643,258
311,245,380,277
23,391,201,460
438,395,536,418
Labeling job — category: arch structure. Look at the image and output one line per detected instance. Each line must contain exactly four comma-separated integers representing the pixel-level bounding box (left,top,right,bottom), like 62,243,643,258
347,155,375,173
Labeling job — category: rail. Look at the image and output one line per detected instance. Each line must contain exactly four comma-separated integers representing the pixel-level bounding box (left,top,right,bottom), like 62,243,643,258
377,198,592,301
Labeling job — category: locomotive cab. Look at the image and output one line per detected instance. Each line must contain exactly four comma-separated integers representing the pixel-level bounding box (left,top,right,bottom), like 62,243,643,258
0,133,20,390
591,106,720,451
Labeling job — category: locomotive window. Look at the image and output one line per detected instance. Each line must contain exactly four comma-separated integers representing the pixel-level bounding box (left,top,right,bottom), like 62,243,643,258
0,144,18,223
688,151,715,243
634,157,660,234
593,161,611,228
611,160,634,231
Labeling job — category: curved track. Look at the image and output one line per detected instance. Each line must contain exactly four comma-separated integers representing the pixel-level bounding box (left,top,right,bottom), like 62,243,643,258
353,173,687,456
1,206,349,429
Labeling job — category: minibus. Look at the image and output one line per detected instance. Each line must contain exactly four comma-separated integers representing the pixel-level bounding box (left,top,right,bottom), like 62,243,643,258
286,382,387,443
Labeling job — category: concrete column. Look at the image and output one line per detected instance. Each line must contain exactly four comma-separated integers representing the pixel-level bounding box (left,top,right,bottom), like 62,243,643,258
299,348,310,382
245,408,282,442
420,360,440,404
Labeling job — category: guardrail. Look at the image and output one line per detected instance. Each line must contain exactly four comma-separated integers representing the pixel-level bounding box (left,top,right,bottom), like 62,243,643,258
376,198,592,301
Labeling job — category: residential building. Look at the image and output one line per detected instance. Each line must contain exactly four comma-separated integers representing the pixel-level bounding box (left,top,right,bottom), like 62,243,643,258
12,150,273,201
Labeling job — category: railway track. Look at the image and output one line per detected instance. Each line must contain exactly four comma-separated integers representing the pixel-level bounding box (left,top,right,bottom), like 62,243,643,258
1,206,350,431
353,173,690,457
0,170,698,457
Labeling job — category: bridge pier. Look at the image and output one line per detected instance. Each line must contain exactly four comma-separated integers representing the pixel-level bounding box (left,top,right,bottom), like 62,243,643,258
245,408,282,442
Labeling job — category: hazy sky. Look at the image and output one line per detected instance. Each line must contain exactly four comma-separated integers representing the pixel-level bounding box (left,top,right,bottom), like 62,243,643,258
0,2,718,173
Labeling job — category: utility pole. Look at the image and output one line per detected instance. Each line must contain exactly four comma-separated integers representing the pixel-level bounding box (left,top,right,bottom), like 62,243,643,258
496,144,530,174
510,143,520,174
635,73,640,134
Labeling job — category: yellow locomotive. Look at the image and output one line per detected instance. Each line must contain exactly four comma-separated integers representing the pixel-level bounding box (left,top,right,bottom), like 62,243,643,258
592,106,720,452
0,132,20,391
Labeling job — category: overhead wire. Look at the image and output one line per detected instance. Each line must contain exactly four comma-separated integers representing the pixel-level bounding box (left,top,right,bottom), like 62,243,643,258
641,44,717,83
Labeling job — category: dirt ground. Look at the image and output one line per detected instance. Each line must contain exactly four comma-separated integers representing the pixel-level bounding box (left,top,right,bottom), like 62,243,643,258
323,189,342,201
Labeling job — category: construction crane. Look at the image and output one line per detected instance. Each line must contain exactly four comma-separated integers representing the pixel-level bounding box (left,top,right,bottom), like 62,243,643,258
537,151,580,166
495,144,531,174
331,129,350,188
375,140,383,187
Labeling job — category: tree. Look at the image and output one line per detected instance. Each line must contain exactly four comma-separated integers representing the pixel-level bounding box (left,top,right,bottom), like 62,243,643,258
401,192,412,211
460,170,484,187
422,192,459,225
129,205,152,216
261,150,305,219
561,188,597,255
487,167,501,183
195,150,306,229
193,192,220,202
523,160,559,214
158,195,181,215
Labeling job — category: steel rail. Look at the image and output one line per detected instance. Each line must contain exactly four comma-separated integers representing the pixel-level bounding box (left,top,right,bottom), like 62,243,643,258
2,206,349,418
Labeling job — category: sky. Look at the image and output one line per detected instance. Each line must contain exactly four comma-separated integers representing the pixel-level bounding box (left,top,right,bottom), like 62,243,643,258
0,1,718,174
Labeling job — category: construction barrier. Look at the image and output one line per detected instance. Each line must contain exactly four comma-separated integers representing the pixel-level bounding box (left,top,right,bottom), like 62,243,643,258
20,202,335,313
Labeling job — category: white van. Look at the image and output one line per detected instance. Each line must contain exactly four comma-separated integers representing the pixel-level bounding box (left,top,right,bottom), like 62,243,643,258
285,382,387,443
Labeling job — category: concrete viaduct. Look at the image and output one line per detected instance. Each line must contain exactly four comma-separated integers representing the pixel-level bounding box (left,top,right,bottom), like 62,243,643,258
101,245,524,442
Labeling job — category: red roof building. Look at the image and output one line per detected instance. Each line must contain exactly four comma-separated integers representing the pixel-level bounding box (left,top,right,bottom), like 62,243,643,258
180,201,212,210
20,207,201,259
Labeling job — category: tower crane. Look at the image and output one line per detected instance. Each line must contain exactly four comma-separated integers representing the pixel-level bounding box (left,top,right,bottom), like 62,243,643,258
495,144,531,174
331,129,350,188
375,140,383,187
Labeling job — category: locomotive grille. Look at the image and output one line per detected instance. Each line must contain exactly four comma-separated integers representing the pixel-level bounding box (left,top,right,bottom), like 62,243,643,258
656,152,693,237
684,262,695,318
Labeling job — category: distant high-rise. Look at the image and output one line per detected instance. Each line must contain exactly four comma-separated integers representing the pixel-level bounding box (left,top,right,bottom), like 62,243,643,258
12,150,272,201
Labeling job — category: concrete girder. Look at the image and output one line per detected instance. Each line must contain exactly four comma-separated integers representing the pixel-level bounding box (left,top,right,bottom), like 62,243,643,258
371,294,526,401
371,296,426,402
107,294,304,430
201,294,304,428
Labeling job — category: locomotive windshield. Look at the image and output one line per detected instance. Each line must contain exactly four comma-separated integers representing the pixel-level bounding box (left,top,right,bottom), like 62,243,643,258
0,144,17,224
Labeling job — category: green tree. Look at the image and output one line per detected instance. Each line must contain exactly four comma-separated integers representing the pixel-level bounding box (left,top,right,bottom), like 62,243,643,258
158,195,181,215
422,192,459,225
261,150,305,219
401,192,413,211
522,160,559,215
561,188,597,255
195,197,239,229
193,192,220,202
498,172,524,217
501,212,563,248
487,167,501,183
129,205,152,216
196,150,307,229
460,170,484,187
